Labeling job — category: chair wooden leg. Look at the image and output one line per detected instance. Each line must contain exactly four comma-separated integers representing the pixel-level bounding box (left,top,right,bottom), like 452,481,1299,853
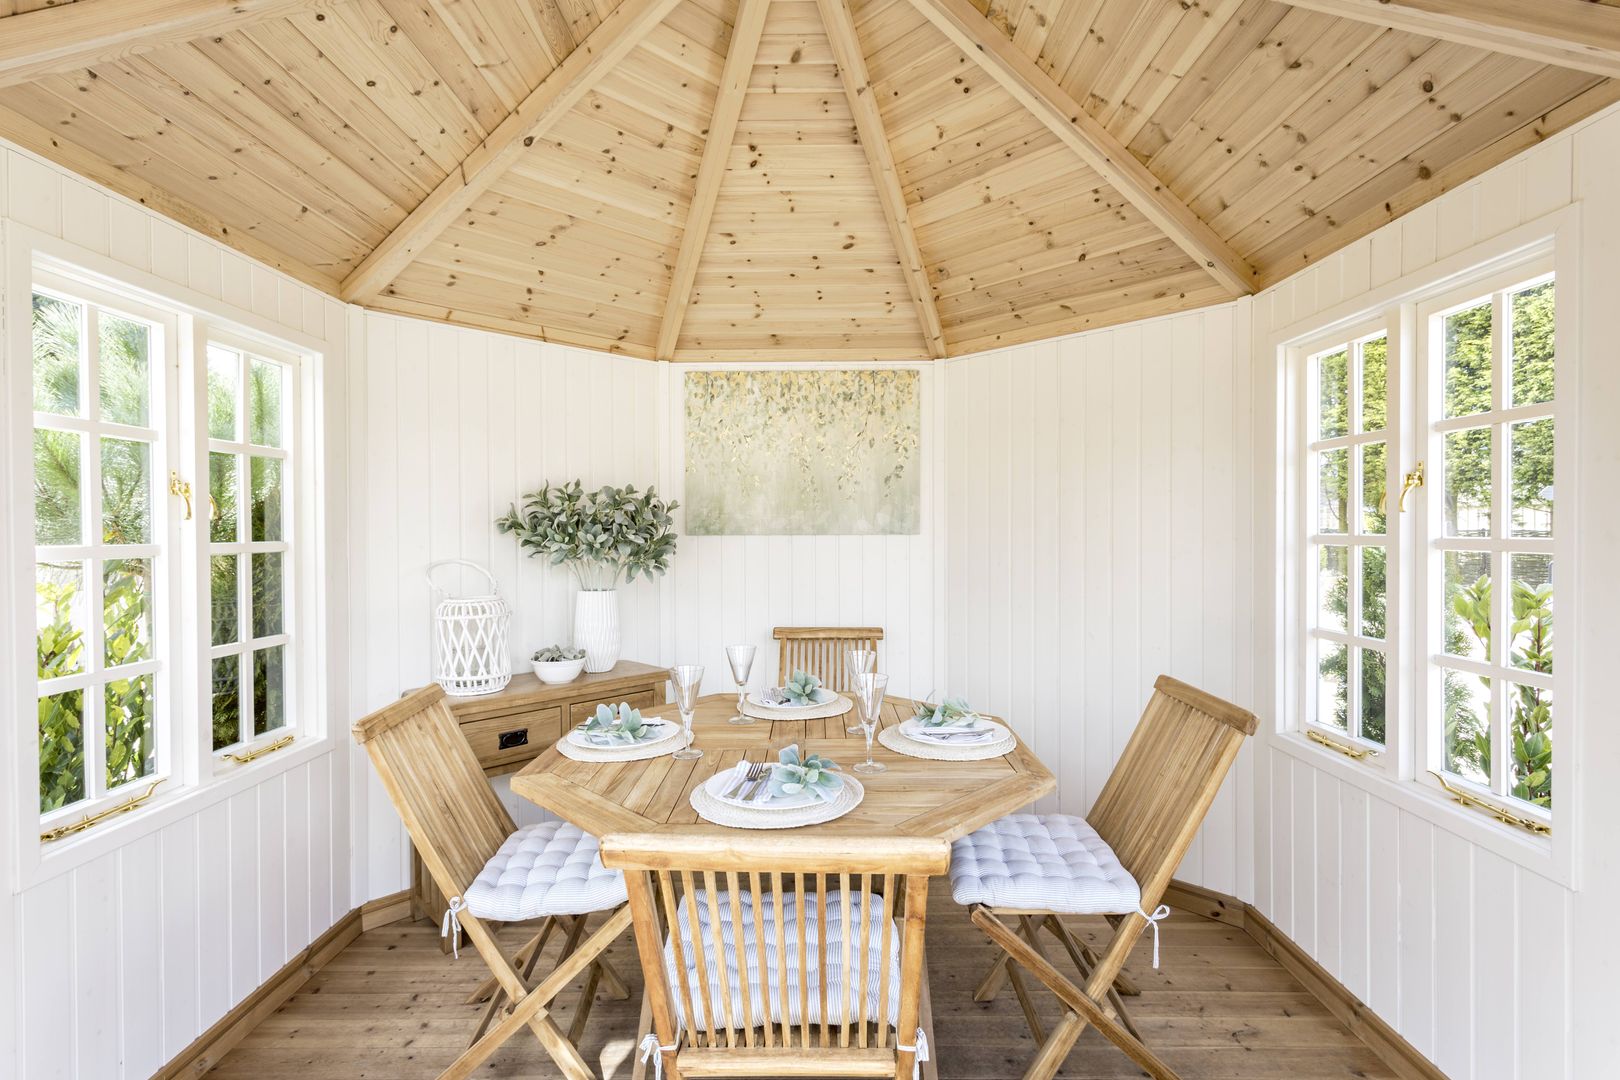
1005,960,1046,1045
1021,1011,1084,1080
594,952,632,1000
918,944,940,1080
1042,915,1142,1040
466,916,558,1005
972,952,1011,1002
630,992,653,1080
568,955,605,1045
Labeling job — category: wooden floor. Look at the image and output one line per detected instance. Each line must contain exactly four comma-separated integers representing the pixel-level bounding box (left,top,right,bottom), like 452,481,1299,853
210,892,1397,1079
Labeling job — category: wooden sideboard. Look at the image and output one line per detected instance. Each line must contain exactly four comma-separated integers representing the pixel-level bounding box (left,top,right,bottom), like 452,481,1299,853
409,659,668,927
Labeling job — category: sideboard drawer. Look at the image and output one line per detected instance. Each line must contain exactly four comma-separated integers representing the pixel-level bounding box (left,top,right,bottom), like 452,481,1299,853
568,688,657,725
461,706,562,771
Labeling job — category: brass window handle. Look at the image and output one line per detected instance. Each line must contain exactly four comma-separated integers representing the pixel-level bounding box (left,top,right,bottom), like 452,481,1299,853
169,471,194,520
1398,461,1425,512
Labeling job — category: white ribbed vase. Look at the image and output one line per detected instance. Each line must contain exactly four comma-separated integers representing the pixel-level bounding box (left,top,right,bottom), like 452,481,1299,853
574,589,621,673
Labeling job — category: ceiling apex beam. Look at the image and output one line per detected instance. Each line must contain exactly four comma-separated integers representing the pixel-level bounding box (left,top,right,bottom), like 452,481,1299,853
655,0,772,360
1274,0,1620,81
342,0,685,304
903,0,1256,297
816,0,947,358
0,0,331,90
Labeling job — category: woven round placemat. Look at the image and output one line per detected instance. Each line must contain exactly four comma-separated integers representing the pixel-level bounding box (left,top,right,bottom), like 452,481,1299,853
878,721,1015,761
690,774,865,829
556,720,688,762
740,694,854,722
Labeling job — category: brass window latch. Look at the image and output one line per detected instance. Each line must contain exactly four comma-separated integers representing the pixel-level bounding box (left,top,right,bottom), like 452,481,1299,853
169,471,194,519
1398,460,1425,512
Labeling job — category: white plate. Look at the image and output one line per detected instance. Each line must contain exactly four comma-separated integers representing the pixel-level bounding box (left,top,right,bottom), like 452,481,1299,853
748,687,838,710
565,717,680,751
899,716,997,741
704,767,842,811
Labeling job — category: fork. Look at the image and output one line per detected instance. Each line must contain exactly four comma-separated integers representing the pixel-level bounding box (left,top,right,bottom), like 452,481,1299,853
725,761,767,799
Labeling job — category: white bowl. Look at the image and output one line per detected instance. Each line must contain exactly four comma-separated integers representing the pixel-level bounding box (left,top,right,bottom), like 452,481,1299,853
531,657,586,684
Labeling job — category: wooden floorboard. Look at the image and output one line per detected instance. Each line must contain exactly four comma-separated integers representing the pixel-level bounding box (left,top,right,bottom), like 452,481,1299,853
208,892,1398,1079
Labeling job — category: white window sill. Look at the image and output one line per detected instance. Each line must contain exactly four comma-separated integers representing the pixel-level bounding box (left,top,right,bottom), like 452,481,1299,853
1271,729,1570,889
15,733,336,892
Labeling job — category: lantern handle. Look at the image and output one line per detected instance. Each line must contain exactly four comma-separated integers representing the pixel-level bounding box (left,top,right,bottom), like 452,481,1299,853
426,559,500,596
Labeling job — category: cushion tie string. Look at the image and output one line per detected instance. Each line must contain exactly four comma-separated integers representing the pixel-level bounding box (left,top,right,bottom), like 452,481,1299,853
639,1033,677,1079
1137,904,1171,968
896,1027,930,1080
441,896,467,959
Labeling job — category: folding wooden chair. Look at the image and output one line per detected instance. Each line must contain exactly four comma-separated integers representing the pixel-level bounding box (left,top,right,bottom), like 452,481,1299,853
773,626,883,691
948,675,1256,1080
599,831,947,1080
353,684,633,1080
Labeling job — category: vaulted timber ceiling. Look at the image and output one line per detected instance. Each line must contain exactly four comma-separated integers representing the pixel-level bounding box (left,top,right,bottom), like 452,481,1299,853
1,0,1617,359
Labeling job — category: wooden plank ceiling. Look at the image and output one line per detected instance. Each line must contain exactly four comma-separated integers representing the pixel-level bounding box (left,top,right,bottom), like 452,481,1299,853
0,0,1615,359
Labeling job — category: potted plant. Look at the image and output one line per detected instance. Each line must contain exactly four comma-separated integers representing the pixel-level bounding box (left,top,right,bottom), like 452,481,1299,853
497,481,678,672
531,644,587,685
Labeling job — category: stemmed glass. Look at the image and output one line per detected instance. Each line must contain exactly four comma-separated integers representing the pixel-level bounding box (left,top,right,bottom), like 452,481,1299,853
671,665,704,760
852,672,888,774
844,648,877,733
725,644,757,725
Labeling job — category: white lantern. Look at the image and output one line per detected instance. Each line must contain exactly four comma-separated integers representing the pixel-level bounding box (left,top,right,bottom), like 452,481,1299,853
427,560,512,696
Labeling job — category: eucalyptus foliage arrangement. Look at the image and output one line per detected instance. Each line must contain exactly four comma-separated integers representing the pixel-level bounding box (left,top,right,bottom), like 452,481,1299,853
912,696,985,728
533,645,586,662
496,480,678,591
580,701,661,746
767,744,843,801
764,670,823,706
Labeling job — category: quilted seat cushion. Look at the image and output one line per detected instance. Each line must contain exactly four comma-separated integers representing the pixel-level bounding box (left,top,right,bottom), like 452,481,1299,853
949,813,1141,915
462,821,627,921
663,889,901,1034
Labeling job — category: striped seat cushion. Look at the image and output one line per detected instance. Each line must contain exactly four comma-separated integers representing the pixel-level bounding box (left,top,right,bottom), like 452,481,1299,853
663,888,901,1034
949,813,1141,915
462,821,627,921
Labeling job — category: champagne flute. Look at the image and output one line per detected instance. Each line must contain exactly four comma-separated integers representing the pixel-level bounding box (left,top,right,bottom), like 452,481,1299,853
853,672,888,774
671,665,704,760
725,644,757,725
844,648,877,733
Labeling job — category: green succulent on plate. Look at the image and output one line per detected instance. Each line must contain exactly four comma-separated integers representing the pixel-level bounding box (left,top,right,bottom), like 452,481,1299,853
913,695,983,728
783,669,823,705
767,743,843,801
581,701,658,745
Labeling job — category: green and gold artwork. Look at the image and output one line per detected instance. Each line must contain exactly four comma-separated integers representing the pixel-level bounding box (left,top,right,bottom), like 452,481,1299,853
684,370,921,535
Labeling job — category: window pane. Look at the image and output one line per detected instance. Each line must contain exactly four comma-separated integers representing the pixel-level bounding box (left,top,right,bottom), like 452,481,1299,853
34,429,82,545
36,561,86,678
1443,550,1492,660
1510,554,1553,675
99,313,151,427
1359,648,1386,745
1443,428,1491,538
105,673,155,789
1316,641,1348,731
1443,300,1492,419
1360,441,1386,534
249,358,284,447
254,645,287,735
1507,683,1551,809
39,689,86,812
104,558,152,667
1318,545,1347,632
1443,668,1491,784
1510,417,1553,538
32,292,81,417
211,555,239,646
210,452,238,543
250,456,282,542
1318,448,1349,533
1360,335,1388,431
1360,546,1386,639
207,345,239,441
1316,348,1348,438
1511,280,1554,408
252,552,283,638
212,655,241,751
101,437,151,544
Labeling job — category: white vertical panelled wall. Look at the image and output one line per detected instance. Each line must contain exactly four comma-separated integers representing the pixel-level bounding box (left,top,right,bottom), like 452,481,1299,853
0,139,353,1079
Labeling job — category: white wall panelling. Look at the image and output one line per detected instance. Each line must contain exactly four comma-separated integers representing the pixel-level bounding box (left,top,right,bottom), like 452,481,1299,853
0,137,352,1079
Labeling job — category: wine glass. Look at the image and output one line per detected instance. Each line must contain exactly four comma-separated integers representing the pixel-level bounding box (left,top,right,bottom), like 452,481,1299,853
844,648,877,733
853,672,888,774
671,665,704,760
725,644,757,725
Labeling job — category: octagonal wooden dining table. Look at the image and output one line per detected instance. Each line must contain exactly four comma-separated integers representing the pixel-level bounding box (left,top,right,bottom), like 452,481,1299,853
509,692,1056,844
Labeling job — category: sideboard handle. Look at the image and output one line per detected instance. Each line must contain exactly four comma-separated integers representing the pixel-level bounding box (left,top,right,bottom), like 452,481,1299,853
498,728,530,751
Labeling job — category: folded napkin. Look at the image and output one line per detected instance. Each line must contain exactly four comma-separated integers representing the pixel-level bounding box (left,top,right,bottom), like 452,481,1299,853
913,695,989,729
911,724,996,742
578,702,665,746
765,744,843,802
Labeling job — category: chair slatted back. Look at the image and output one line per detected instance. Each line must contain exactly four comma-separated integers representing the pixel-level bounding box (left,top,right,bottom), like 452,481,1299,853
601,833,945,1070
773,626,884,693
1086,675,1255,904
352,684,515,896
